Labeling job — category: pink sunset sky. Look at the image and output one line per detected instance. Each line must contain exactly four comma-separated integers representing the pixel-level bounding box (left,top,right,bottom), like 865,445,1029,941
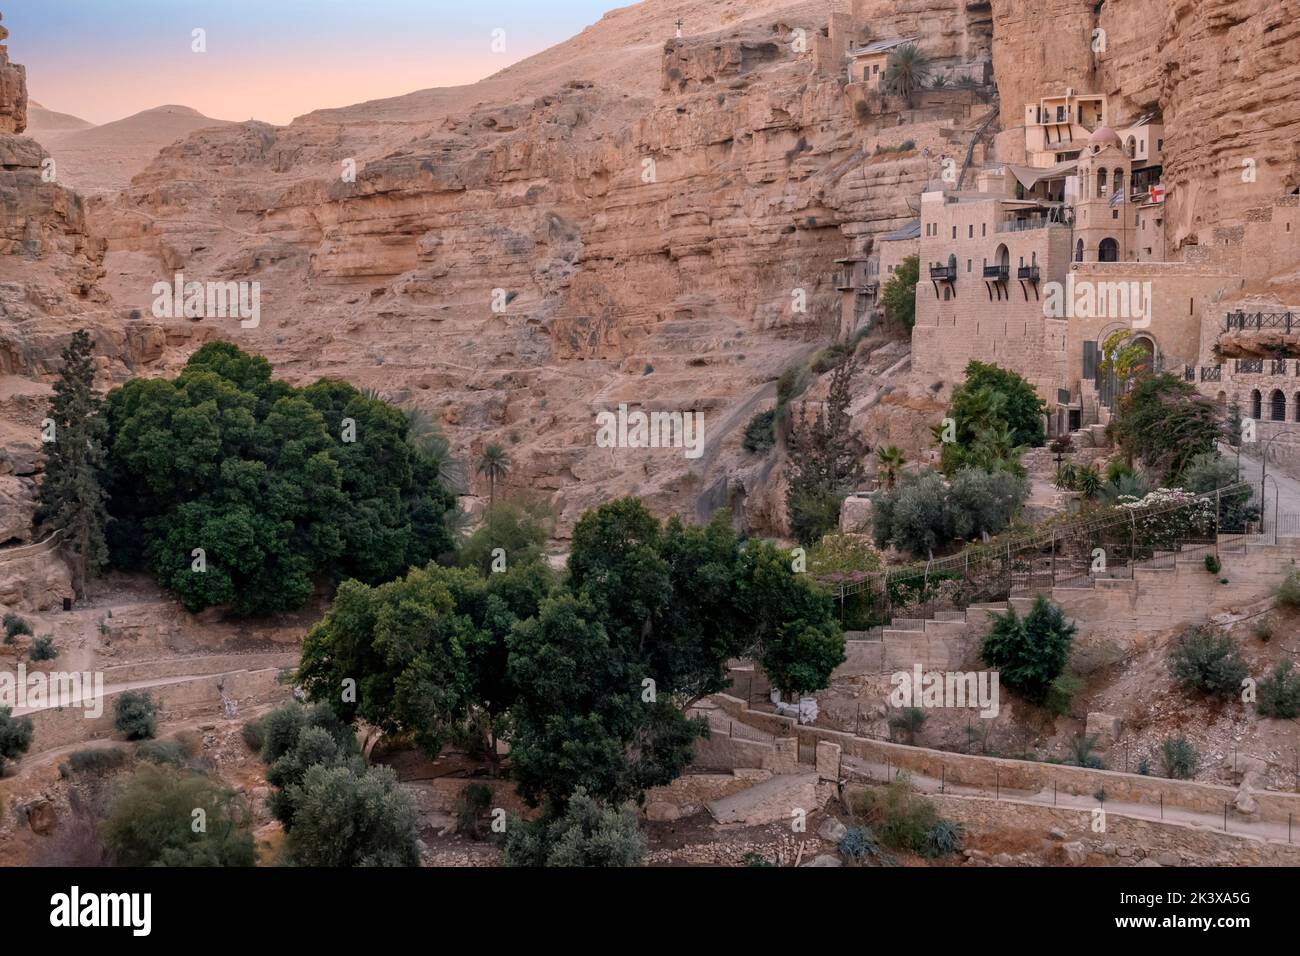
5,0,625,126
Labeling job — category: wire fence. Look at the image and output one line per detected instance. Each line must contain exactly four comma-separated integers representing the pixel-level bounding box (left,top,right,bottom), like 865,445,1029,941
823,483,1261,629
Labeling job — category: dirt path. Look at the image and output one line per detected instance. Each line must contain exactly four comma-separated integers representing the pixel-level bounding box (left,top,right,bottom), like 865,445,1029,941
841,754,1299,846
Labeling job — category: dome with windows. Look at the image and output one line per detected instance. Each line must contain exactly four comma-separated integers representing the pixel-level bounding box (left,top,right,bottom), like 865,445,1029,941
1087,126,1124,152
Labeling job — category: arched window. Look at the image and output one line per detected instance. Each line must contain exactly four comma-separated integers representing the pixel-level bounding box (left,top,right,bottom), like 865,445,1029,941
1098,237,1119,262
1113,168,1124,197
1271,389,1286,422
1294,393,1300,422
1126,136,1137,158
1075,239,1084,262
1251,389,1263,420
1097,168,1108,195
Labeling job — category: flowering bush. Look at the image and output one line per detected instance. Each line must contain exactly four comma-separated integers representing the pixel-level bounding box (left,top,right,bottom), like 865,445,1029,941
1115,488,1216,551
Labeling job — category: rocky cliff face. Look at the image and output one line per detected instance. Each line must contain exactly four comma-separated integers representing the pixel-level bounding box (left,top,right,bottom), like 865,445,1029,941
86,2,980,534
0,14,26,135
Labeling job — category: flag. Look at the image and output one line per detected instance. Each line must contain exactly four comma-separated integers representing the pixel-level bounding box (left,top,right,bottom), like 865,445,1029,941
1109,188,1124,208
1148,183,1166,204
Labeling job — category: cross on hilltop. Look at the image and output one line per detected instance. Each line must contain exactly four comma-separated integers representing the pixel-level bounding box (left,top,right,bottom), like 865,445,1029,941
675,18,683,39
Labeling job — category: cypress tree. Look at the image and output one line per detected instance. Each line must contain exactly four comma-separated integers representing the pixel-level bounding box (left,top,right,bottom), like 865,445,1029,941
38,329,109,600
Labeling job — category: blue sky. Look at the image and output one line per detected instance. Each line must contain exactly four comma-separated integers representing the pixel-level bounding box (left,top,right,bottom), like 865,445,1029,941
5,0,628,125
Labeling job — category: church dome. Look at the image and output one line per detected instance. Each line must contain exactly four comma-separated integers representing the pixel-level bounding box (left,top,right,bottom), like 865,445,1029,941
1087,126,1124,151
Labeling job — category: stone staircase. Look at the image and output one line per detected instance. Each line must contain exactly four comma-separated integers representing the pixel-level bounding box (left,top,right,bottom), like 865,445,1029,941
840,601,1009,676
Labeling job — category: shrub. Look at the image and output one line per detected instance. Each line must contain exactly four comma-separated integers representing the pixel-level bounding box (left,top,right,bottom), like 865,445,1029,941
1044,671,1082,716
64,746,129,775
113,691,156,740
1277,569,1300,609
880,255,919,329
3,613,32,642
874,778,940,854
28,635,57,662
103,763,255,867
136,739,188,767
837,825,882,861
1110,374,1220,484
742,409,777,454
1258,660,1300,719
1068,734,1104,770
503,788,646,867
853,100,870,122
1255,619,1274,642
888,707,927,745
1169,626,1248,698
743,851,775,866
454,782,494,840
283,763,420,866
980,596,1075,704
241,718,265,755
872,468,1027,558
1204,554,1221,574
0,706,35,773
458,500,550,575
1160,735,1199,779
922,818,964,857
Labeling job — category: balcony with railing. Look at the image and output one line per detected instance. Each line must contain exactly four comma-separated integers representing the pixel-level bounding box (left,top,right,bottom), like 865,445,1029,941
1224,310,1299,333
1200,366,1222,382
982,264,1009,281
1235,359,1264,374
1017,265,1041,282
997,217,1062,234
929,263,957,282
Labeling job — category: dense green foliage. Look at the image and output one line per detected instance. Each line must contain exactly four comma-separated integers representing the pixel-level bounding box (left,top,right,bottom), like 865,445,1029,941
2,613,31,642
785,358,867,545
1169,625,1248,698
103,342,456,614
28,635,57,662
1109,374,1220,484
36,330,110,599
980,596,1075,704
881,255,919,330
1159,735,1199,779
503,788,646,867
113,691,156,741
1258,660,1300,719
1181,451,1255,529
742,409,777,453
282,762,420,866
939,362,1045,474
457,501,549,575
0,706,34,774
103,763,255,867
871,468,1027,557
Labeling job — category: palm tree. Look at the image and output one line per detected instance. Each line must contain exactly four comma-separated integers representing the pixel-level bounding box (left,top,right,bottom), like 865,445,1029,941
403,406,466,492
884,43,932,109
475,444,511,506
875,445,906,489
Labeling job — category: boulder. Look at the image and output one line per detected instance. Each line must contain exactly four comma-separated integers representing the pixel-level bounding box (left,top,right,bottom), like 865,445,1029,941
818,817,848,843
1085,712,1122,751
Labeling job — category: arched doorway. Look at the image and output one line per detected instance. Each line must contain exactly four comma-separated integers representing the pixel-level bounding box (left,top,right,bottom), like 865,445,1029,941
1098,238,1119,262
1271,389,1287,421
1251,389,1262,419
1131,335,1155,374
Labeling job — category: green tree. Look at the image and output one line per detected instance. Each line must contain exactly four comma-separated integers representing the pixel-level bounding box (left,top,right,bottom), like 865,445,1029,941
103,343,456,614
883,43,933,108
476,444,511,506
939,362,1045,475
1258,660,1300,719
785,357,868,545
37,330,109,600
872,468,1026,557
103,764,255,866
503,788,646,867
114,691,156,740
880,255,919,330
1110,373,1220,484
0,706,34,774
980,596,1075,704
1169,625,1248,699
458,500,549,575
875,445,906,489
282,763,420,867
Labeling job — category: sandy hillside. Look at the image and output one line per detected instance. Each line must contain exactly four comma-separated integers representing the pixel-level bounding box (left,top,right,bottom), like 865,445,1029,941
25,99,92,131
29,103,233,195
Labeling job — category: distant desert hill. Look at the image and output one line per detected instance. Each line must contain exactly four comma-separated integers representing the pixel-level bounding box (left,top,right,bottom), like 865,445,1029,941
26,100,94,131
29,103,234,195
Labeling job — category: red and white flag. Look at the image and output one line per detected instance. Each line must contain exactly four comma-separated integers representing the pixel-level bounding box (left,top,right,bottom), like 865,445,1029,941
1148,183,1165,204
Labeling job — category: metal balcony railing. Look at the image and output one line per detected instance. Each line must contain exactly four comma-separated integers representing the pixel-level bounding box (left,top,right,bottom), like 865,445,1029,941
1200,366,1222,382
982,264,1009,281
1017,265,1041,281
929,264,957,281
1235,359,1264,374
1225,310,1298,333
997,218,1060,233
